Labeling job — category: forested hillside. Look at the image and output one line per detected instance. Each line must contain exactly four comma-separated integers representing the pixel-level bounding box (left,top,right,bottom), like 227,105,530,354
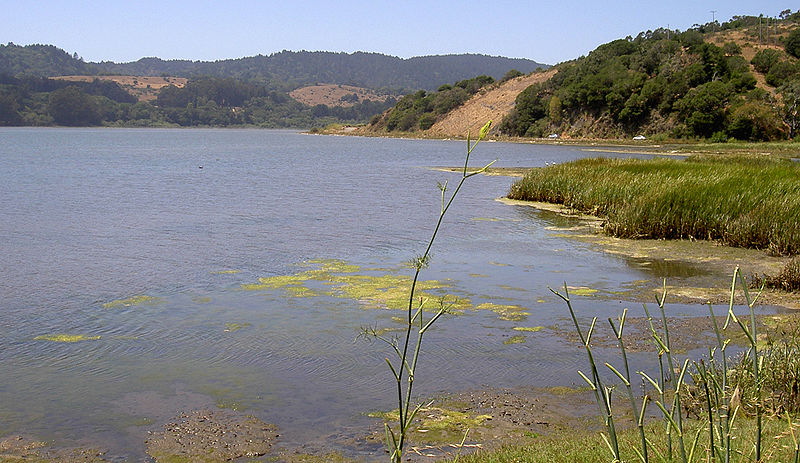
368,11,800,141
499,12,800,140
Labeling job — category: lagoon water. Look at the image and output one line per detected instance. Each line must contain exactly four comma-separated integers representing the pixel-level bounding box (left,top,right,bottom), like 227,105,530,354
0,128,769,459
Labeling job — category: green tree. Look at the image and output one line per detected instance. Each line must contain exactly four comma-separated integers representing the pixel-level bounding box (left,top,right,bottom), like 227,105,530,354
48,86,101,126
418,113,436,130
766,60,799,87
727,101,785,140
0,92,22,125
675,81,729,137
751,49,782,74
785,28,800,59
500,69,524,83
780,79,800,138
548,95,562,123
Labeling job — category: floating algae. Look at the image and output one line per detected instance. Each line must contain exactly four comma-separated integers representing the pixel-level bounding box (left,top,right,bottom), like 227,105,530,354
504,335,527,344
513,326,545,332
102,295,161,308
241,274,312,291
241,259,359,294
0,435,105,462
224,323,252,332
299,258,361,274
475,303,530,322
328,273,470,311
369,406,492,444
498,284,528,292
34,334,101,342
284,286,319,298
566,286,598,296
242,259,472,311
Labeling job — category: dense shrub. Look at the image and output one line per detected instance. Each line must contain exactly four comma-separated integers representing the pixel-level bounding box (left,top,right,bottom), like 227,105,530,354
786,28,800,58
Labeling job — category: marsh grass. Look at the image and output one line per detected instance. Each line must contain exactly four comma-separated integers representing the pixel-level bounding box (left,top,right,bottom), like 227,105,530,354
450,417,800,463
508,155,800,255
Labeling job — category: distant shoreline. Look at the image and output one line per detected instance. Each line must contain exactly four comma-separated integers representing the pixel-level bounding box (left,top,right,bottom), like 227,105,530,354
312,126,800,158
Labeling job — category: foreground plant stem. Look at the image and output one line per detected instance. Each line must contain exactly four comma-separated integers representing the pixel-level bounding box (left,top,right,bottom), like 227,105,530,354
379,121,494,463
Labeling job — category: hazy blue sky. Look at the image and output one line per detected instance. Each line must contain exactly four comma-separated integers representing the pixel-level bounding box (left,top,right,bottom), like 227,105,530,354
0,1,793,64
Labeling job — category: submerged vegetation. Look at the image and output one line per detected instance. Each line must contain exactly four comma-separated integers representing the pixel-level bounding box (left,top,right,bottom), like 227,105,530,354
508,155,800,256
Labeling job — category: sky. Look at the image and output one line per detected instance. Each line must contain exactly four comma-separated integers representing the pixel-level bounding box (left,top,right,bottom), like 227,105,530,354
0,1,794,65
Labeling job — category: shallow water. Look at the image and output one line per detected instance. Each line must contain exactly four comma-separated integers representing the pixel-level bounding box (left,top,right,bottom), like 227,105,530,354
0,128,774,459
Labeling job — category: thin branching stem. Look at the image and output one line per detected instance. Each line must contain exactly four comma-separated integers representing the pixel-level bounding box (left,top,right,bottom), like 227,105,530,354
384,121,493,462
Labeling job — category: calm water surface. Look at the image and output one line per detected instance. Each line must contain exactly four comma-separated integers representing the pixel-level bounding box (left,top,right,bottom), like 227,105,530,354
0,128,771,459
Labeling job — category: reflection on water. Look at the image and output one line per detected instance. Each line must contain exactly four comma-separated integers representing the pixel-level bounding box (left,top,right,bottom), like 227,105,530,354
0,128,774,459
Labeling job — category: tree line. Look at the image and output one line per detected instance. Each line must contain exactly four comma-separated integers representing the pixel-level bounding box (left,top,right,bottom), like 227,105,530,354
0,74,395,127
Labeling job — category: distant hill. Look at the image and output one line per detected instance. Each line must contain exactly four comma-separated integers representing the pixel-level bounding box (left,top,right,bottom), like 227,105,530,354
0,44,548,92
95,51,547,92
0,43,97,77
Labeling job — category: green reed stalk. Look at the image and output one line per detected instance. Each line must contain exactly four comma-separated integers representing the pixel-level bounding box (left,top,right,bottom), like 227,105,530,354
788,411,800,463
607,308,649,463
642,298,675,460
655,285,687,463
710,292,735,463
726,267,765,461
375,121,494,463
552,285,621,461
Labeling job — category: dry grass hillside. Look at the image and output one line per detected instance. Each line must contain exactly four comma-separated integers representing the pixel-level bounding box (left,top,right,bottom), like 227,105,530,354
52,75,187,101
289,84,398,107
705,22,799,96
424,69,557,137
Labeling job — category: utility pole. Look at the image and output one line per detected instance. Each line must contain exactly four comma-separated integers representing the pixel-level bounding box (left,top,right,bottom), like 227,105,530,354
710,10,717,31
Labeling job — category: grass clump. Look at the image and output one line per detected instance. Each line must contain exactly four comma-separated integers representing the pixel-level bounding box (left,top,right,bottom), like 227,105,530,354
508,155,800,255
753,256,800,292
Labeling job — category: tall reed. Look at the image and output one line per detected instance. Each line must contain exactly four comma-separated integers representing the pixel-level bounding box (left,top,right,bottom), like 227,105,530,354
557,266,793,462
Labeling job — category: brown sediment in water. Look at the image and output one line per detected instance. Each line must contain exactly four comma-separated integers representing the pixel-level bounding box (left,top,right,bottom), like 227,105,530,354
145,409,279,462
0,435,107,462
